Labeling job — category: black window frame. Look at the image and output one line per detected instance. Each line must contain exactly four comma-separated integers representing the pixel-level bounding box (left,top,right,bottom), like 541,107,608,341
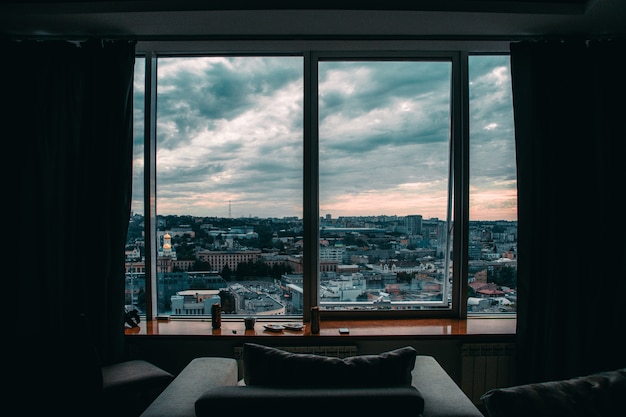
132,41,514,322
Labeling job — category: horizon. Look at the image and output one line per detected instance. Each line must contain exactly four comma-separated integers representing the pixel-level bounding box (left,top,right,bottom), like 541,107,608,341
132,211,517,224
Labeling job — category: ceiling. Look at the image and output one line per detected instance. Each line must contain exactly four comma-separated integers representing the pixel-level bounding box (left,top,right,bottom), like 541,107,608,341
1,0,625,40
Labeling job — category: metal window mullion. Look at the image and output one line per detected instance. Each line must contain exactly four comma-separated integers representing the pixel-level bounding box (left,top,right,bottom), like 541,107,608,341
303,51,320,322
452,51,470,318
144,51,158,320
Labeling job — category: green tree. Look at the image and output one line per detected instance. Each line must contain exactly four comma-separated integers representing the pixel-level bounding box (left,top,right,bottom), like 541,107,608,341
192,260,211,271
494,266,517,288
221,264,232,281
467,285,477,297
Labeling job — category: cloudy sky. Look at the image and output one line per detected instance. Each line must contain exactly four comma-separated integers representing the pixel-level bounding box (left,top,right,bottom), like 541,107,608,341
132,55,516,221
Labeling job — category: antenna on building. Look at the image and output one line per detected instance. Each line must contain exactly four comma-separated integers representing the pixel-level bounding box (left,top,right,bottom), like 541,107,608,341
229,200,231,218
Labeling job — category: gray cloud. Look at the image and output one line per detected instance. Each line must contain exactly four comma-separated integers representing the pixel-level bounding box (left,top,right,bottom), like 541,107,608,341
131,54,516,221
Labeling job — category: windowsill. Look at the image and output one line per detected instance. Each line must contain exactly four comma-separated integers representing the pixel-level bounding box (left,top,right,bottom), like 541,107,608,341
125,316,516,340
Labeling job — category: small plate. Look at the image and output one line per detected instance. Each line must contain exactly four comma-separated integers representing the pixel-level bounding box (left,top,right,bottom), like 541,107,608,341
283,323,304,331
263,324,285,332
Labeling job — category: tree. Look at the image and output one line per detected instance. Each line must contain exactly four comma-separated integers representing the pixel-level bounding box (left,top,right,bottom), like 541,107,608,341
397,271,414,283
221,264,232,281
467,285,477,297
494,266,517,288
193,260,211,271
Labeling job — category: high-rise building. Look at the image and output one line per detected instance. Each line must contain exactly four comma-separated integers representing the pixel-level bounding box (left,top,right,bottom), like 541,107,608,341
405,215,423,236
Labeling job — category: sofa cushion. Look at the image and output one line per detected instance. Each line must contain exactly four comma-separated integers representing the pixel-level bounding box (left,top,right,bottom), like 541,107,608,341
195,385,424,417
242,343,417,388
480,368,626,417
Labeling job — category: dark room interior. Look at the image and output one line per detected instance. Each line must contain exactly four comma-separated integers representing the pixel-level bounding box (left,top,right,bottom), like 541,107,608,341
4,1,625,416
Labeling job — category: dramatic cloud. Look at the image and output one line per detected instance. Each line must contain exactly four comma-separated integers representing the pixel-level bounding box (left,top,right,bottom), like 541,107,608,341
468,55,517,221
131,55,516,221
318,60,452,219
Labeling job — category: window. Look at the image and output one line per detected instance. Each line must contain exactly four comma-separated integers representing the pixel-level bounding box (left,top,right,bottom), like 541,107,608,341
467,55,517,315
126,45,517,321
317,57,453,312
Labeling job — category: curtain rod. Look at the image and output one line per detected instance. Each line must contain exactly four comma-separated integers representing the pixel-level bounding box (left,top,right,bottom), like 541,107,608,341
3,33,621,44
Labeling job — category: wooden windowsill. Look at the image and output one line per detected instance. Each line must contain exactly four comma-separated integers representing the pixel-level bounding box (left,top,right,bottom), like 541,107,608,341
125,316,516,341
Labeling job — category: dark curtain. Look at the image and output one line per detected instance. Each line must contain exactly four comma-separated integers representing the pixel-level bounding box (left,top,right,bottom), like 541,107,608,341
7,40,135,415
510,38,626,385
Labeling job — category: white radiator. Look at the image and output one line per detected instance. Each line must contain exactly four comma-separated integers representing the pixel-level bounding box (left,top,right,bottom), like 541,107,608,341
461,343,516,404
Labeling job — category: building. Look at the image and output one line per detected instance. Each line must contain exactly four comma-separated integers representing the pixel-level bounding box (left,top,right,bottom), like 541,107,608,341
405,215,423,236
195,249,262,272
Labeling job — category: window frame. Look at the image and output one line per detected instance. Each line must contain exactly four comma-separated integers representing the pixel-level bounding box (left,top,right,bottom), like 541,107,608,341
134,41,512,322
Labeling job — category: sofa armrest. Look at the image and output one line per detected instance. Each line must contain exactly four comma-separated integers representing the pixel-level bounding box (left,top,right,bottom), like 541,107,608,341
102,359,174,417
412,355,484,417
140,357,238,417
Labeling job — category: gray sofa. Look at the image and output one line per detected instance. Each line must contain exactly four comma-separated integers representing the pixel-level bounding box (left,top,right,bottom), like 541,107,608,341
140,357,238,417
480,367,626,417
141,345,483,417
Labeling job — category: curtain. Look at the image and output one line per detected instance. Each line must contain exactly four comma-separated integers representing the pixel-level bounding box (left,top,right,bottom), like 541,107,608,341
7,40,135,415
510,38,626,385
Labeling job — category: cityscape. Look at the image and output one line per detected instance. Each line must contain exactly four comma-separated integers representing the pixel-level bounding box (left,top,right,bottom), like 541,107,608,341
125,213,517,317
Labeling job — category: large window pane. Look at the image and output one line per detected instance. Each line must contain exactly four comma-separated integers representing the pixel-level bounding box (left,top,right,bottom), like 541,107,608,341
129,49,518,322
155,56,303,317
468,55,517,314
318,60,453,311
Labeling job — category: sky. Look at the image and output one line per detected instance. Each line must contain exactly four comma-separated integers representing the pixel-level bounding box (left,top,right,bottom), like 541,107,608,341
132,55,517,222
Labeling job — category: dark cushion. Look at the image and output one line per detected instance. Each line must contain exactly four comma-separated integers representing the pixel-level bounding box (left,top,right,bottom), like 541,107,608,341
195,385,424,417
481,368,626,417
242,343,417,388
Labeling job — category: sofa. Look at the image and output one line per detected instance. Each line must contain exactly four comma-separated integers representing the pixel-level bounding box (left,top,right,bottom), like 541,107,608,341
480,367,626,417
102,359,174,417
141,343,484,417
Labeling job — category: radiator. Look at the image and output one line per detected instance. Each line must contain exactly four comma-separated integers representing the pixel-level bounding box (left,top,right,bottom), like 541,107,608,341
461,343,515,404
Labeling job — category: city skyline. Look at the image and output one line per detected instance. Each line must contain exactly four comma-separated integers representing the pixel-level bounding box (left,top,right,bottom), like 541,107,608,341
131,55,516,222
